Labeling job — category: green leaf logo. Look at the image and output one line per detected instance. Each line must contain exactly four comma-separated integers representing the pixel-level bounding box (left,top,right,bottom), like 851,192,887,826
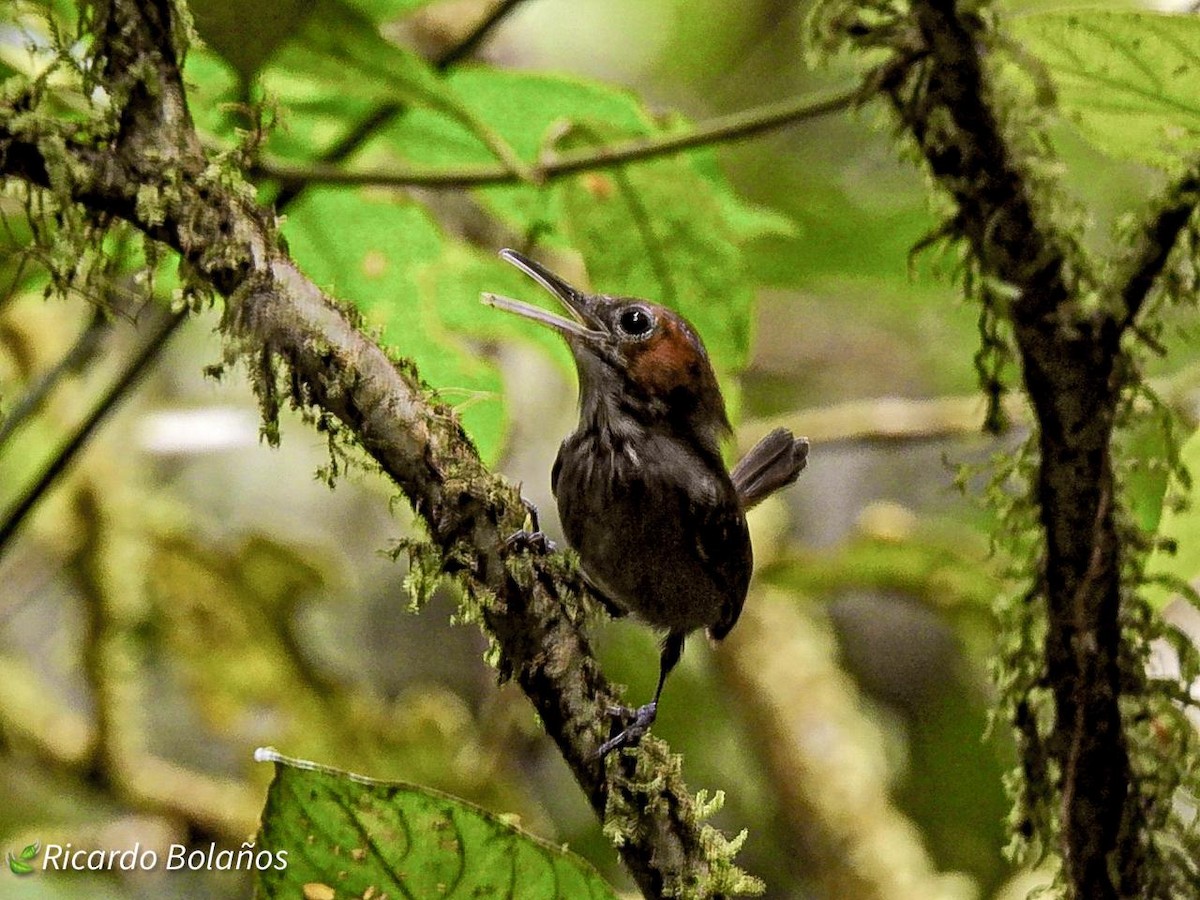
7,842,38,875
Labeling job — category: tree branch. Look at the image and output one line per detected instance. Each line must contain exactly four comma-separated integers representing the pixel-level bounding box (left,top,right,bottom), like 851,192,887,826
252,85,861,190
1117,162,1200,329
0,305,110,449
0,306,185,556
432,0,529,69
855,0,1172,895
737,362,1200,455
0,1,750,894
718,591,968,900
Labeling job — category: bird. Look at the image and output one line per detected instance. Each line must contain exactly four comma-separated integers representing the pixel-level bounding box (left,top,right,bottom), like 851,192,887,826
483,248,809,756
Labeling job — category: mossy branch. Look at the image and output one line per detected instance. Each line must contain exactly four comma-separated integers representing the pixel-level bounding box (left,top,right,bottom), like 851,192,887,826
835,0,1200,897
0,0,756,895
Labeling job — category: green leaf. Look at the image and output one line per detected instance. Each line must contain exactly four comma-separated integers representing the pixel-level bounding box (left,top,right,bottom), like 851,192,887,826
19,842,39,861
357,68,651,240
370,68,653,168
365,67,791,244
262,0,527,173
281,66,784,444
1120,413,1175,535
181,48,242,140
1144,429,1200,610
679,130,796,243
270,0,447,108
1009,10,1200,171
373,71,764,387
425,241,577,366
190,0,315,81
281,188,507,460
254,748,620,900
191,0,436,82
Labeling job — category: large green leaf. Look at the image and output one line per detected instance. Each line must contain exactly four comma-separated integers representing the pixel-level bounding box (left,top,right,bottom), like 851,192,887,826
190,0,439,82
261,0,525,171
363,67,791,247
275,64,785,443
1008,10,1200,171
365,68,651,167
254,749,620,899
280,188,509,459
358,68,780,400
360,68,656,236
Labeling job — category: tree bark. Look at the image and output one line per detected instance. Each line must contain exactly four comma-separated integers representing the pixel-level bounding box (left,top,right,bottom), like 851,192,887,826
861,0,1200,895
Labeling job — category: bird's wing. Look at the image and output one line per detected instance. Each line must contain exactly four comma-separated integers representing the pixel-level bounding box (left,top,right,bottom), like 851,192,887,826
690,479,752,641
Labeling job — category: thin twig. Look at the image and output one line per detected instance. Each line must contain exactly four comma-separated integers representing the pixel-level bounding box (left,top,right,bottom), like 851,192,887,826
0,309,186,557
253,85,861,189
434,0,529,68
1118,162,1200,329
0,306,111,448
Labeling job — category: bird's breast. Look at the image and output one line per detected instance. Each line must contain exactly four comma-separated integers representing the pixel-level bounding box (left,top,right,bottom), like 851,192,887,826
552,428,751,635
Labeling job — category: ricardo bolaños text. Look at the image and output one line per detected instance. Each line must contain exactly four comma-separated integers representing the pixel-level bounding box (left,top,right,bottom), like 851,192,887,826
40,841,287,872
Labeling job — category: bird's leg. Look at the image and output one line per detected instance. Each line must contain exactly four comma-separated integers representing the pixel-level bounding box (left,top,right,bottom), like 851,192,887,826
599,631,685,757
504,495,555,553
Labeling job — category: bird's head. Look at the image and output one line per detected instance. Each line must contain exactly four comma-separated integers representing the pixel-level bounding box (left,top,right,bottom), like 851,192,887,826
483,248,731,453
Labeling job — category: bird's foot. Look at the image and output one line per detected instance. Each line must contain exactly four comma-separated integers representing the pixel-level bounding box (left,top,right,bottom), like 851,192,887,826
504,529,555,553
598,701,658,758
504,497,556,554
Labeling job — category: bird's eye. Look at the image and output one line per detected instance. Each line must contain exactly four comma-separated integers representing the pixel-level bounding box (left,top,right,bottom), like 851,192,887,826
618,306,654,337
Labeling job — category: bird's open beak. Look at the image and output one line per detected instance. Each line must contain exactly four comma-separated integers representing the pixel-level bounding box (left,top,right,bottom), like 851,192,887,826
482,249,608,342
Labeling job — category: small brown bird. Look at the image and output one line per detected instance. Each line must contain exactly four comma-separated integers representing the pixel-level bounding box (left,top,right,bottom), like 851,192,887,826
484,249,808,755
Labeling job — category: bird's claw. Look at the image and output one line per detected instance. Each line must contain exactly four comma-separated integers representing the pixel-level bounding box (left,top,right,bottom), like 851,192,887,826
504,497,555,553
504,529,555,553
598,701,658,758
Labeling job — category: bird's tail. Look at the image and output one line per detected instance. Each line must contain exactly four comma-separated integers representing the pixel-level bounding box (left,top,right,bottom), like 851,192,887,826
731,427,809,510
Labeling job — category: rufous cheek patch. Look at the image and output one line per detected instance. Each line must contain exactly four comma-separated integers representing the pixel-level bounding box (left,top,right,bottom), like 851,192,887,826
625,319,707,396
